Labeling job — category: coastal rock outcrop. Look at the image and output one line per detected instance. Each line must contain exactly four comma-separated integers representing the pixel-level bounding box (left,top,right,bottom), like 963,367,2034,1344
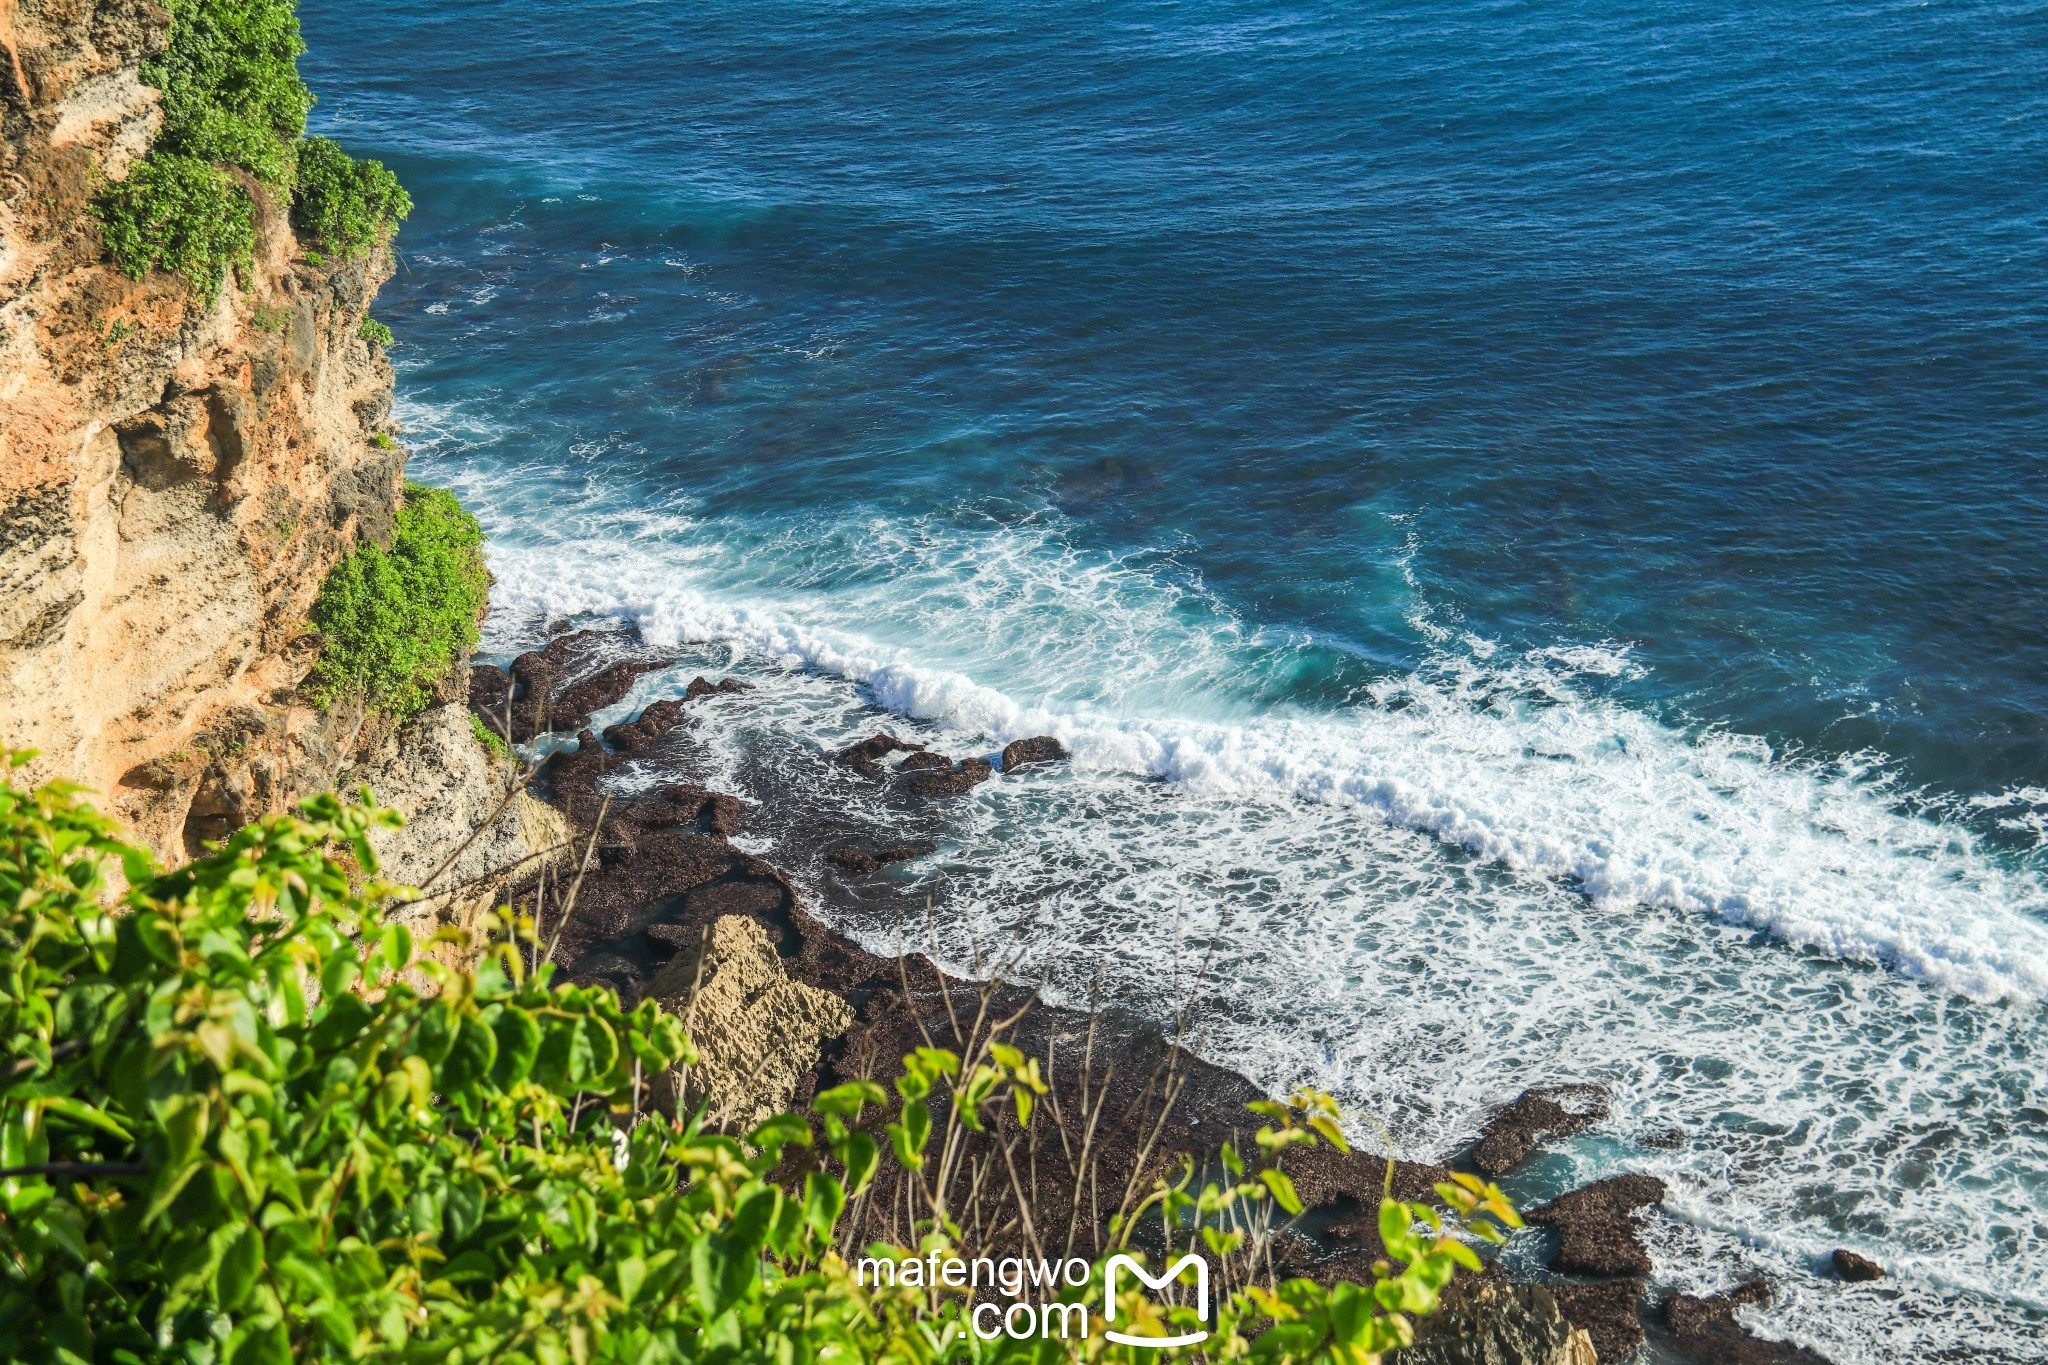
647,914,854,1128
1469,1085,1610,1176
472,628,682,743
1526,1174,1666,1278
1829,1248,1882,1282
1549,1280,1643,1363
0,0,411,859
342,702,569,940
999,735,1068,771
1663,1281,1832,1364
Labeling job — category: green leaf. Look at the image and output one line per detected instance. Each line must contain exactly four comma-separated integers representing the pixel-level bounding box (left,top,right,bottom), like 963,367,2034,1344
616,1254,647,1307
1379,1199,1419,1263
489,1007,541,1087
1260,1167,1304,1216
216,1222,264,1310
228,1317,290,1365
839,1132,879,1194
812,1080,887,1118
803,1173,846,1242
438,1013,497,1094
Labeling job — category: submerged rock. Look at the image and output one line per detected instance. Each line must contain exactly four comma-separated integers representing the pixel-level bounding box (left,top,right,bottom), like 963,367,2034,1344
1469,1085,1610,1176
1390,1282,1596,1365
1527,1174,1666,1278
1000,735,1069,771
647,915,854,1128
826,841,935,875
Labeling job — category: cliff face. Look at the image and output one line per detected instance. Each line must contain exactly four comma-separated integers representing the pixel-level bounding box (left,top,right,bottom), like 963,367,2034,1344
0,0,407,860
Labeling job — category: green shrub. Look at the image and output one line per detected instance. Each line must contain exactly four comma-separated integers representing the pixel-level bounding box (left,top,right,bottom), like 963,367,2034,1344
144,0,312,187
94,1,408,296
469,711,512,761
359,315,395,348
92,152,257,302
0,766,1515,1364
305,483,489,721
294,136,413,259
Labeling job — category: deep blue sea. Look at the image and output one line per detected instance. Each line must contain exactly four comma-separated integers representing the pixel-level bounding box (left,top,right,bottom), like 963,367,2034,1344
302,2,2048,1356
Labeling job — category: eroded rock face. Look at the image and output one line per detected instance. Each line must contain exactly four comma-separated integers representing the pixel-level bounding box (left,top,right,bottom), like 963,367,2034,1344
648,915,854,1128
342,703,569,936
0,0,408,859
1389,1282,1596,1365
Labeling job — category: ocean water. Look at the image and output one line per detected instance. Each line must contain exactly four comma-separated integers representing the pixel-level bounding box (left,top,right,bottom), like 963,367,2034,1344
300,1,2048,1357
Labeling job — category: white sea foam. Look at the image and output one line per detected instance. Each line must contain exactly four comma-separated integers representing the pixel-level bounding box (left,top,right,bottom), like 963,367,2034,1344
467,497,2048,1005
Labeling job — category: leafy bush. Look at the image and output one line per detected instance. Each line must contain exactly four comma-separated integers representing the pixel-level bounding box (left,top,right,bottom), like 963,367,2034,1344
0,764,1520,1364
94,0,407,295
305,483,489,721
144,0,313,187
293,137,413,260
359,315,394,348
92,152,256,303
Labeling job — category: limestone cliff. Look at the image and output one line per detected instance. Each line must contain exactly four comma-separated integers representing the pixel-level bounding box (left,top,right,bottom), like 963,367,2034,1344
0,0,416,861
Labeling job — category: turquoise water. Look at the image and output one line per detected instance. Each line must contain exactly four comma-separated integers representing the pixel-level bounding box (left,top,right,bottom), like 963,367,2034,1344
302,2,2047,1356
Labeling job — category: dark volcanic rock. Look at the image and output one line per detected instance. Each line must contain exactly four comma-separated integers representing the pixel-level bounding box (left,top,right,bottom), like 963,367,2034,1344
684,675,754,702
469,663,515,739
826,841,935,876
1526,1174,1666,1278
834,732,924,776
1285,1143,1449,1213
1469,1084,1610,1176
905,757,992,797
1389,1281,1585,1365
1830,1248,1883,1283
1000,735,1069,771
551,659,664,732
827,846,880,874
897,750,951,772
1549,1280,1644,1363
1664,1281,1833,1364
478,629,678,741
603,698,694,757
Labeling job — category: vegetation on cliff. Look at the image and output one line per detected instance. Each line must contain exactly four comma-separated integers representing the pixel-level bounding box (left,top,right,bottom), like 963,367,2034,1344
292,136,413,263
305,483,489,722
0,765,1516,1362
93,0,411,299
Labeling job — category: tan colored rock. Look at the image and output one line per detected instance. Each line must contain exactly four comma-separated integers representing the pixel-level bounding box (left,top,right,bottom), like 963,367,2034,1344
342,703,571,961
0,1,408,862
650,915,854,1129
1391,1281,1597,1365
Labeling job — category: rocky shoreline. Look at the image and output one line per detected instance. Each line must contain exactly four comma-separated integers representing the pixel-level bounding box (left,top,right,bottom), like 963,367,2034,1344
455,622,1856,1365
